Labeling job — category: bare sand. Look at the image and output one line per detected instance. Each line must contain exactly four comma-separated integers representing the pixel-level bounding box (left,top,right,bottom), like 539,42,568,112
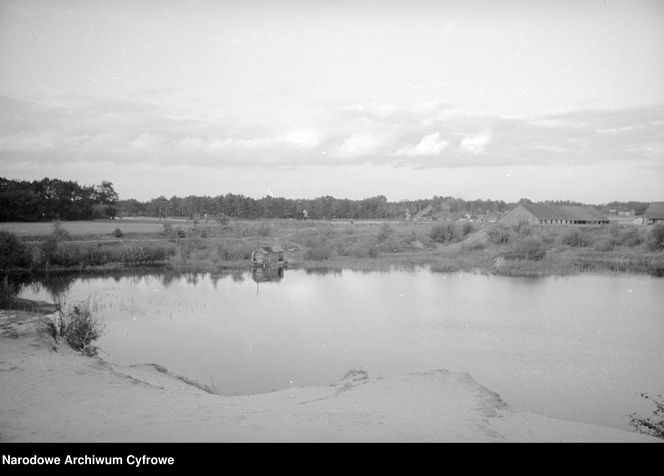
0,309,658,442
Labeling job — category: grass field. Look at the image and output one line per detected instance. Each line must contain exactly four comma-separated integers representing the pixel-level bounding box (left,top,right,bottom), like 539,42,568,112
1,217,662,277
0,218,193,238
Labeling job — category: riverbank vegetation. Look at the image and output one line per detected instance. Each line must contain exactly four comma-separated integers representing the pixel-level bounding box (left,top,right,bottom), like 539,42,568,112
1,217,663,280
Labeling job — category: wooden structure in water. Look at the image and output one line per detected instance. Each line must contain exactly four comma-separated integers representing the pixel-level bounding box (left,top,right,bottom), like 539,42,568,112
250,245,287,268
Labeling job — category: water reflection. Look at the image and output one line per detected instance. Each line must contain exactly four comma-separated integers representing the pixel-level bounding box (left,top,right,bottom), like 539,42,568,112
251,266,285,283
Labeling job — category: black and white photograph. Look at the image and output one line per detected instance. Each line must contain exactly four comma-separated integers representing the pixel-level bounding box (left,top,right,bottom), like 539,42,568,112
1,0,663,448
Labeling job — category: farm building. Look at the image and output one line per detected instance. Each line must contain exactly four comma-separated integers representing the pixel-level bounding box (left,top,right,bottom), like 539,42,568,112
500,203,609,226
251,245,286,267
643,202,664,224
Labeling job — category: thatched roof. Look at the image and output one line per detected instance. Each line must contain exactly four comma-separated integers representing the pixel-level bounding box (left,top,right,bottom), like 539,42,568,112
256,245,284,254
644,202,664,220
520,203,608,222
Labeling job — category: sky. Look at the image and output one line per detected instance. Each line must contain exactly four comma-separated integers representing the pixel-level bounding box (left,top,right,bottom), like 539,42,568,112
1,0,663,203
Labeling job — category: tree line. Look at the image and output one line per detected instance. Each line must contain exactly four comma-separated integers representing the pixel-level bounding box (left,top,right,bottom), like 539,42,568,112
117,194,513,220
0,177,118,222
0,177,651,222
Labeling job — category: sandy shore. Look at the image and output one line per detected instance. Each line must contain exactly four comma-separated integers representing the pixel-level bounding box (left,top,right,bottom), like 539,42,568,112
0,309,658,442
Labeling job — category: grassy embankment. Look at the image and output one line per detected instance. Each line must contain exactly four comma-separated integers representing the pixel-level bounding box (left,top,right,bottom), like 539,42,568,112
1,218,663,279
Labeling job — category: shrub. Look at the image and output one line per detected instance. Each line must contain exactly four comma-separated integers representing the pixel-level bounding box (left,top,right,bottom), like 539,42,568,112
51,221,71,241
112,228,123,238
0,231,31,272
430,223,456,243
594,239,615,252
511,236,547,261
51,301,103,356
304,245,331,261
608,222,621,238
377,222,393,242
646,224,664,252
629,393,664,440
460,221,474,236
515,220,532,236
487,226,512,244
561,229,593,247
216,241,253,261
619,228,643,247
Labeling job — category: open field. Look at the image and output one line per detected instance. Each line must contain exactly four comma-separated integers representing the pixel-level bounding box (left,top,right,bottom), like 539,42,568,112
0,218,188,238
1,218,663,277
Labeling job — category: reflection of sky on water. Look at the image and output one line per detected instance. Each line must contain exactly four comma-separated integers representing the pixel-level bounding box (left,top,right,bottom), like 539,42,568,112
18,269,664,432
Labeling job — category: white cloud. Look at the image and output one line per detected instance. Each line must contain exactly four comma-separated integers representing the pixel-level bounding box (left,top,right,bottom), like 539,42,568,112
130,132,167,151
459,130,492,154
337,133,383,158
393,132,449,157
283,129,320,149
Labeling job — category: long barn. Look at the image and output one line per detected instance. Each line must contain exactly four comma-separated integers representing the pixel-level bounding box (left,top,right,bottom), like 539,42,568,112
500,203,609,226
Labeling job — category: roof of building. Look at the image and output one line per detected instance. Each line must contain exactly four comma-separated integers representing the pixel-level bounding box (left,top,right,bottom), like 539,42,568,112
256,245,285,254
519,203,608,222
644,202,664,220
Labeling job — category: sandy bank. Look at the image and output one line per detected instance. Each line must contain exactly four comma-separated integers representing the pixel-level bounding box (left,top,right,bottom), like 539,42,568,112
0,310,658,442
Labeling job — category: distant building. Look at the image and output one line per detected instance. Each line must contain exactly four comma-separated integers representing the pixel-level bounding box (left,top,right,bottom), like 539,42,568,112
643,202,664,224
500,203,609,226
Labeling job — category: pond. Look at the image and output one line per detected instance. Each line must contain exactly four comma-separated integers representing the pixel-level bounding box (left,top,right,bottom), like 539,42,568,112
17,267,664,432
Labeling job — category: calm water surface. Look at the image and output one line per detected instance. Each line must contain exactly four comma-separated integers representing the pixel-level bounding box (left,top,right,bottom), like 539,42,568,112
19,268,664,432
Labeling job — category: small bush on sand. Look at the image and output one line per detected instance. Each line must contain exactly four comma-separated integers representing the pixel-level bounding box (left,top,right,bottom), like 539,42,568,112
112,228,123,238
51,301,103,356
629,393,664,440
646,224,664,252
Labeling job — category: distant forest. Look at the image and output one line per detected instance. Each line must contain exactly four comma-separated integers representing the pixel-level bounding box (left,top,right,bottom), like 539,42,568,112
0,177,651,222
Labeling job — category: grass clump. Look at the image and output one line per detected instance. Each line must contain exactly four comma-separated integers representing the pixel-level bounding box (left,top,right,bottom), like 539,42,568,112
50,300,103,356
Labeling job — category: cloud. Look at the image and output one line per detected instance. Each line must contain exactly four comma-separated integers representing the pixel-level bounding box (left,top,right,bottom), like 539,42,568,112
459,130,492,154
393,132,449,157
336,133,384,158
1,93,663,171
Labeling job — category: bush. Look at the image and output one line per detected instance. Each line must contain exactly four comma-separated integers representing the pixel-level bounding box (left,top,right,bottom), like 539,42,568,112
216,241,253,261
377,222,393,242
0,231,31,272
51,221,71,241
112,228,123,238
515,220,532,236
608,222,621,238
647,224,664,252
594,239,615,252
487,226,512,244
430,223,456,243
619,228,643,247
51,301,103,356
511,236,547,261
561,229,593,247
629,393,664,439
304,245,331,261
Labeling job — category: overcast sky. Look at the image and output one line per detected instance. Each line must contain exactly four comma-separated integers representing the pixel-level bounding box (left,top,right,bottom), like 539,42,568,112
1,0,663,203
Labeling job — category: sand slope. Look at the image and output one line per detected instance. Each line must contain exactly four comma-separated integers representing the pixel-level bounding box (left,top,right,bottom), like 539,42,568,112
0,310,658,442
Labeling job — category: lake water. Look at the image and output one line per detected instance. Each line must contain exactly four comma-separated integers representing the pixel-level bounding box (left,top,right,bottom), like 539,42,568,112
18,268,664,432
